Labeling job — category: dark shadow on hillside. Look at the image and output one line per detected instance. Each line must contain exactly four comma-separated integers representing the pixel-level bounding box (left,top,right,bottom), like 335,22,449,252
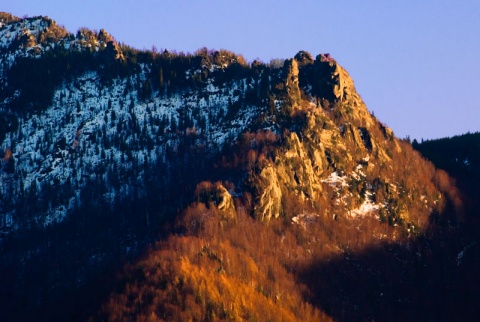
0,188,182,322
413,133,480,231
299,214,480,322
293,134,480,321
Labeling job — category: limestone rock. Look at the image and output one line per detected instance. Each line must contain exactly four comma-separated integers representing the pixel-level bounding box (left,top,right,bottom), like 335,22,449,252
294,50,314,67
248,54,408,222
254,166,282,222
314,54,354,102
0,12,20,24
216,184,235,214
280,132,323,198
99,29,125,62
284,58,302,109
194,182,235,218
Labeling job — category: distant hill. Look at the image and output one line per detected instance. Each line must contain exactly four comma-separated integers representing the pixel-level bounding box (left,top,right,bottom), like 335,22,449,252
413,132,480,179
414,133,480,321
413,132,480,228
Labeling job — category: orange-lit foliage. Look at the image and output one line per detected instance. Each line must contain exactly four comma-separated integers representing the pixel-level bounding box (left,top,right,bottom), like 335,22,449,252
99,167,436,322
97,83,465,321
99,202,330,321
212,49,248,67
434,169,464,217
98,132,465,321
39,22,68,43
219,130,278,170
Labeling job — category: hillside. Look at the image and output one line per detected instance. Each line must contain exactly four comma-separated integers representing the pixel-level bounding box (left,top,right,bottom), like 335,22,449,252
0,13,476,321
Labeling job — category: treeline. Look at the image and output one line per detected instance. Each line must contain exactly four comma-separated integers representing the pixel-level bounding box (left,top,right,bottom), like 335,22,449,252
413,132,480,232
5,43,135,112
413,132,480,180
4,37,278,114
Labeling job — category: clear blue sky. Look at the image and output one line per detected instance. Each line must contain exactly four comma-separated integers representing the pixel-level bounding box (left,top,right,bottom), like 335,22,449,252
3,1,480,140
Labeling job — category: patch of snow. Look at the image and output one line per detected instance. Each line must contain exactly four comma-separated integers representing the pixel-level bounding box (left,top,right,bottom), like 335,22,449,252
457,250,464,266
292,212,319,228
350,198,381,218
321,172,349,188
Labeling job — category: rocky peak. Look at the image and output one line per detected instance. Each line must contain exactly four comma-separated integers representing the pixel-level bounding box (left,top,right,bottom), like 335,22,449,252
194,182,235,217
283,58,302,111
97,29,113,43
313,53,357,103
241,52,432,228
0,15,441,237
294,50,314,66
99,29,125,62
0,12,20,25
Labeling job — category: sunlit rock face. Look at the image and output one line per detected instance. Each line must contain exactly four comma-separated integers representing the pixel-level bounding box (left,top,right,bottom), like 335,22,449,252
248,50,439,230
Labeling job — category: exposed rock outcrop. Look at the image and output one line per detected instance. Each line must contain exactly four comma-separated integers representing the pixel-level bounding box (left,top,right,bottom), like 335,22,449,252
277,131,323,199
99,29,125,62
0,12,20,24
195,182,235,218
216,184,235,215
294,50,314,67
39,19,69,44
254,165,282,221
284,58,302,110
245,51,429,227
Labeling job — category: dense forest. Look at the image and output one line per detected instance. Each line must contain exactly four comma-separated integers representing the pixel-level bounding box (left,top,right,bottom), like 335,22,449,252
413,132,480,208
1,13,479,321
414,133,480,284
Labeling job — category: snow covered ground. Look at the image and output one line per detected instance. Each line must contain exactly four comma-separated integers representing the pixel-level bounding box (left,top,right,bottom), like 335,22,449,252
0,17,266,231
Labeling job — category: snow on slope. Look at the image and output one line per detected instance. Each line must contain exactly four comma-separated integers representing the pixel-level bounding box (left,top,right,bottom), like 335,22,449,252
1,67,262,229
0,16,265,231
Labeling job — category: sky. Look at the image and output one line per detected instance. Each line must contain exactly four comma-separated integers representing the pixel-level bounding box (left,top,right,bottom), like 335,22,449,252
3,1,480,140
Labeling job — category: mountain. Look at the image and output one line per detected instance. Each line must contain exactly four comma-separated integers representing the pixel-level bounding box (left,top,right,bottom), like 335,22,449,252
0,13,477,321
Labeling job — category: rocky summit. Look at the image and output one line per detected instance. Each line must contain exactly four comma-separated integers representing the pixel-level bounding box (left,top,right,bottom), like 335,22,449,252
0,13,475,322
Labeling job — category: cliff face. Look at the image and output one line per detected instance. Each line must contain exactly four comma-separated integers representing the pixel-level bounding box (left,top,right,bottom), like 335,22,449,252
247,53,439,230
